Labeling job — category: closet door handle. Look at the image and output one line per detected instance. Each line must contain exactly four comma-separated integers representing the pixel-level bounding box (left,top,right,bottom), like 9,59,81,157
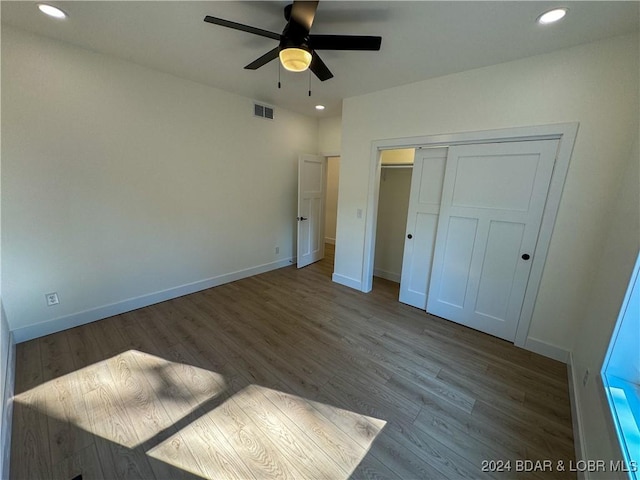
407,234,413,239
521,253,530,260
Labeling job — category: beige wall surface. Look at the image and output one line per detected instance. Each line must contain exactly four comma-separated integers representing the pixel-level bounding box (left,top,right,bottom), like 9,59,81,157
374,167,412,281
2,26,318,337
381,149,414,165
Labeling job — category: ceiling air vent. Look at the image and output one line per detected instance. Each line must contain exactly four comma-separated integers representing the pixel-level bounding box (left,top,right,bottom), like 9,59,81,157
254,102,274,120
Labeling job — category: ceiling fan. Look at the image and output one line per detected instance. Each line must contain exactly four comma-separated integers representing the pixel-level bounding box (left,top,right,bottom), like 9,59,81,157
204,1,382,81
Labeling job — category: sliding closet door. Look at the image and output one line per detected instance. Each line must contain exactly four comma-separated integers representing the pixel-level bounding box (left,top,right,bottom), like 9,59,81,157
426,140,559,341
399,148,447,309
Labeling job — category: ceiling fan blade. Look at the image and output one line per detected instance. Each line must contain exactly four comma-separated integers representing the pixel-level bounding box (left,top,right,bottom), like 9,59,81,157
244,47,280,70
309,51,333,82
290,1,319,31
310,34,382,51
204,16,280,40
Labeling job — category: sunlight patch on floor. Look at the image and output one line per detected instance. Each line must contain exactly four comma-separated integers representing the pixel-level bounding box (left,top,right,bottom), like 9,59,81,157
147,384,386,479
14,349,226,448
14,349,385,478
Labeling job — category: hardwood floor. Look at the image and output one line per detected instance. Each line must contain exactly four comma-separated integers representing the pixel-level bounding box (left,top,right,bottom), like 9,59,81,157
10,245,576,479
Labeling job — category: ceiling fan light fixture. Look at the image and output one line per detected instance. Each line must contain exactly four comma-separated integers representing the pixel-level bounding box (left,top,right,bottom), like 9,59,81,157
279,47,312,72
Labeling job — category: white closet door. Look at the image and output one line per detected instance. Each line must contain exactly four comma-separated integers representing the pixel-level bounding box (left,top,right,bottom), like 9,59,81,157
399,148,447,309
426,140,559,341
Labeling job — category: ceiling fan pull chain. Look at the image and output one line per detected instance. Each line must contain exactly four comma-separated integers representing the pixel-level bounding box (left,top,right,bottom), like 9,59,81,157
278,62,281,89
308,70,312,97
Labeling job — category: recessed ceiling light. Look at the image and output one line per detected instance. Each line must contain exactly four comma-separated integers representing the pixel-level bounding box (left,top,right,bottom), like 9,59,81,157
537,8,567,25
38,4,67,19
315,105,325,111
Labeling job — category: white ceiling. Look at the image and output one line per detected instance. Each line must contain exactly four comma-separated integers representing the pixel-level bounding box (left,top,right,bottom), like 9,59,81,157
2,1,638,117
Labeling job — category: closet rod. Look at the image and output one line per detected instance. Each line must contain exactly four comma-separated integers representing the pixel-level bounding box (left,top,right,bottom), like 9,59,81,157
381,163,413,169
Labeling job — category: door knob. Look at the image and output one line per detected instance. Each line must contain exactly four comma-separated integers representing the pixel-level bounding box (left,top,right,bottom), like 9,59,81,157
521,253,531,260
407,234,413,239
298,216,308,221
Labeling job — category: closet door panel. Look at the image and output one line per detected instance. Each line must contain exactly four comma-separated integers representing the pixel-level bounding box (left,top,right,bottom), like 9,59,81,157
399,148,447,309
427,140,559,341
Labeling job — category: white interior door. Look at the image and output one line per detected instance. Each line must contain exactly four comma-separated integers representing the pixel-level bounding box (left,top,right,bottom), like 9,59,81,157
427,140,559,341
399,148,447,309
297,154,326,268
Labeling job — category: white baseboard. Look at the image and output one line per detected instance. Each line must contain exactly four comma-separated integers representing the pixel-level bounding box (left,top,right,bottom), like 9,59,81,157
332,273,362,290
324,237,336,245
13,257,295,343
524,337,570,363
373,268,401,283
567,352,587,480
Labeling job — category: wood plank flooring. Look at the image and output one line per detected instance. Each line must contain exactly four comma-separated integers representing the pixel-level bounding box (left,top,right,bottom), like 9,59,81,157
10,245,576,479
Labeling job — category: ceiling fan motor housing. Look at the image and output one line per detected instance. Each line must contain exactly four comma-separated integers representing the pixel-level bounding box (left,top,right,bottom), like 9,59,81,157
281,15,310,52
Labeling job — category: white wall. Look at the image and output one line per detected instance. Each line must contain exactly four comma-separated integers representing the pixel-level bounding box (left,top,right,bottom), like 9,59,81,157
0,38,14,474
374,167,412,282
318,115,342,155
1,26,318,340
334,33,639,357
570,136,639,477
0,43,15,472
324,157,340,244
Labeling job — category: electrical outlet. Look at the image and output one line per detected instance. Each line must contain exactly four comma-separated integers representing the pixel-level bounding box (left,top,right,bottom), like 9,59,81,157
275,246,280,254
582,369,590,387
45,292,59,306
357,208,363,219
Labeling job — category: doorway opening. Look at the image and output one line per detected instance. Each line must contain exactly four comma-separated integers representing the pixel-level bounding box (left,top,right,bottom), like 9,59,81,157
373,149,414,289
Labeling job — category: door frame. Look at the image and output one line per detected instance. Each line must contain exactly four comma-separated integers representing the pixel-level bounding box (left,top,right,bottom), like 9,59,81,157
361,123,579,348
